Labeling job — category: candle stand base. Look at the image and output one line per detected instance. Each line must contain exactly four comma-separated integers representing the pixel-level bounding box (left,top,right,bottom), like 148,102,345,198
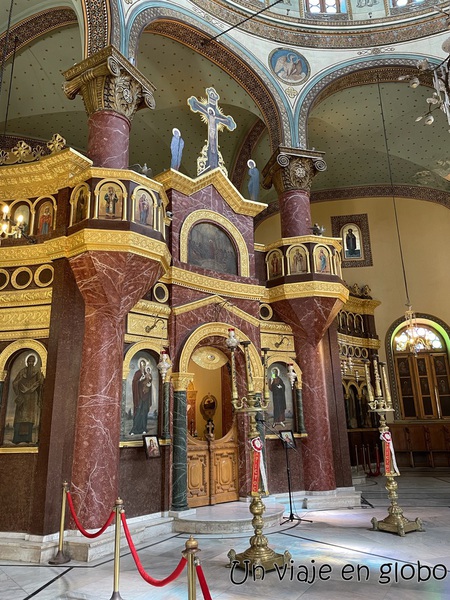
227,494,291,573
371,514,423,537
371,474,424,537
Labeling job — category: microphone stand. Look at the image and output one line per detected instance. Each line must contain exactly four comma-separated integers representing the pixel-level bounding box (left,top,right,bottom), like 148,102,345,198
257,415,312,525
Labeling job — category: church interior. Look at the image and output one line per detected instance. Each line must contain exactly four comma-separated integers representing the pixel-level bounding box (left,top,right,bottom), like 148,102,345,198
0,0,450,597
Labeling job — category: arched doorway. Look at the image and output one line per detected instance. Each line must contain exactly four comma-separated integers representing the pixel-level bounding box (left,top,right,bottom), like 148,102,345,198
186,346,238,507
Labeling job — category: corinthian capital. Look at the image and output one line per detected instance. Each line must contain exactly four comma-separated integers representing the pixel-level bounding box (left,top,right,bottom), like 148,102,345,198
262,147,327,194
63,45,156,121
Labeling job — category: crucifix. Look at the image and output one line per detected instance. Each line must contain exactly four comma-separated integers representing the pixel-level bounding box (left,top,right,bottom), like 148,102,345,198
187,87,236,175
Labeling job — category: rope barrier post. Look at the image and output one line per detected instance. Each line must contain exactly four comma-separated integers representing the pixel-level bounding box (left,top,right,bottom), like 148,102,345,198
182,536,199,600
110,498,125,600
48,481,71,565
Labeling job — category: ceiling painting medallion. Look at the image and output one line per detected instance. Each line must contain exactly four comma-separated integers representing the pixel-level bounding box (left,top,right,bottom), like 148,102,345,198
269,48,310,85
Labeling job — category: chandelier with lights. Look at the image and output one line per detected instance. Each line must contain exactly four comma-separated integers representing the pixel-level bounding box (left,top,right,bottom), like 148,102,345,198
377,79,433,356
400,38,450,129
398,306,433,356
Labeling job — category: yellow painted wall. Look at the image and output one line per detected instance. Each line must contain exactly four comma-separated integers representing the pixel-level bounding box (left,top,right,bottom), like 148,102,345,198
188,359,223,439
255,196,450,362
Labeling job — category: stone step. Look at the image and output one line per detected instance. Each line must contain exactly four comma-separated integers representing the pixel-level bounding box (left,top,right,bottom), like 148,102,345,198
173,501,285,535
0,515,174,564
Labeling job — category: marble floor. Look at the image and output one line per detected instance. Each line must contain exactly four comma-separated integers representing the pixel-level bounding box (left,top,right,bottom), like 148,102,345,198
1,471,449,600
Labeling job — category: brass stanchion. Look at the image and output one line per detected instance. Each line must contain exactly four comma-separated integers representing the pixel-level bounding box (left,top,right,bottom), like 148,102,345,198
49,481,71,565
363,358,423,536
227,337,291,572
110,498,125,600
183,536,199,600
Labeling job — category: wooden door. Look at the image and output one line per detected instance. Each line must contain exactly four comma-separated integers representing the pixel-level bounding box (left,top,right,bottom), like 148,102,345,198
187,420,239,507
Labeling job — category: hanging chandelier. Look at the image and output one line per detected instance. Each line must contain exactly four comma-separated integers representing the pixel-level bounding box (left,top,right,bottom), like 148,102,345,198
400,38,450,129
377,79,431,356
396,306,433,355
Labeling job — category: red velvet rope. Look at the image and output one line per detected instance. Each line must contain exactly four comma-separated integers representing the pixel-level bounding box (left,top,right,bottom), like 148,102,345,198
66,491,115,538
196,563,212,600
121,512,187,586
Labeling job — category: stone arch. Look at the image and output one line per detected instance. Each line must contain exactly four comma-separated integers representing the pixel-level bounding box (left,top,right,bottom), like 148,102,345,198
178,322,263,387
82,0,111,57
125,9,288,150
296,56,437,148
385,313,450,420
0,7,80,62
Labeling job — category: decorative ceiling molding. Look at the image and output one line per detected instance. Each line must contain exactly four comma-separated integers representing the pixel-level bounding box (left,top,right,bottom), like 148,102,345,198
190,0,449,48
312,66,433,108
84,0,111,56
0,8,77,62
312,185,450,209
254,184,450,226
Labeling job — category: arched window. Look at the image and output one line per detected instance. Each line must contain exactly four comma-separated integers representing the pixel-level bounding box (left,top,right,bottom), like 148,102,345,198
306,0,346,14
391,0,425,6
393,323,450,419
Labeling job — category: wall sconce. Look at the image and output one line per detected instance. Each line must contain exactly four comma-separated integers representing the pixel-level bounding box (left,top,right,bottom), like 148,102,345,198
1,205,36,244
275,335,288,348
145,317,165,334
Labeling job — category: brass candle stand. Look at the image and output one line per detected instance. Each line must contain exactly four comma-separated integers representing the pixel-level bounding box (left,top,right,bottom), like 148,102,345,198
227,334,291,571
363,357,423,536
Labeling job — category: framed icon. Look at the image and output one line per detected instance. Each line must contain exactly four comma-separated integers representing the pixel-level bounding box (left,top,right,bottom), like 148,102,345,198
143,435,160,458
280,429,296,448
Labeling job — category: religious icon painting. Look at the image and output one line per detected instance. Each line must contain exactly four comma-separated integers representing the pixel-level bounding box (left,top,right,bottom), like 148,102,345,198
342,223,363,260
331,214,373,268
98,182,123,220
313,245,331,274
287,245,309,275
279,430,296,448
121,350,158,441
269,48,310,85
267,362,294,431
143,435,160,459
2,350,45,446
266,249,284,280
188,222,238,275
36,200,54,235
133,188,154,227
72,184,90,224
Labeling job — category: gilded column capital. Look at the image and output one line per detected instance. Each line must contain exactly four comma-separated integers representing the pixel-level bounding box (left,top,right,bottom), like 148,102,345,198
262,147,327,194
63,45,156,121
171,372,195,392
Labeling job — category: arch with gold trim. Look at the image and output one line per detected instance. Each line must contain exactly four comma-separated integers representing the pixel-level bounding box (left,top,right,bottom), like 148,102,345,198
0,339,47,381
178,322,263,388
179,210,250,277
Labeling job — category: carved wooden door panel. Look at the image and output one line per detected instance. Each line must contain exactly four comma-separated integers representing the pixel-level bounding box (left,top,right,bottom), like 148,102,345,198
187,420,239,507
210,422,239,505
187,436,209,508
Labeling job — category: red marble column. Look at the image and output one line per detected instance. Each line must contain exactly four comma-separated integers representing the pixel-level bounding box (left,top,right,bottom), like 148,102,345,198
279,189,312,237
69,251,163,527
87,111,130,169
296,339,336,491
272,296,346,492
63,46,156,172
